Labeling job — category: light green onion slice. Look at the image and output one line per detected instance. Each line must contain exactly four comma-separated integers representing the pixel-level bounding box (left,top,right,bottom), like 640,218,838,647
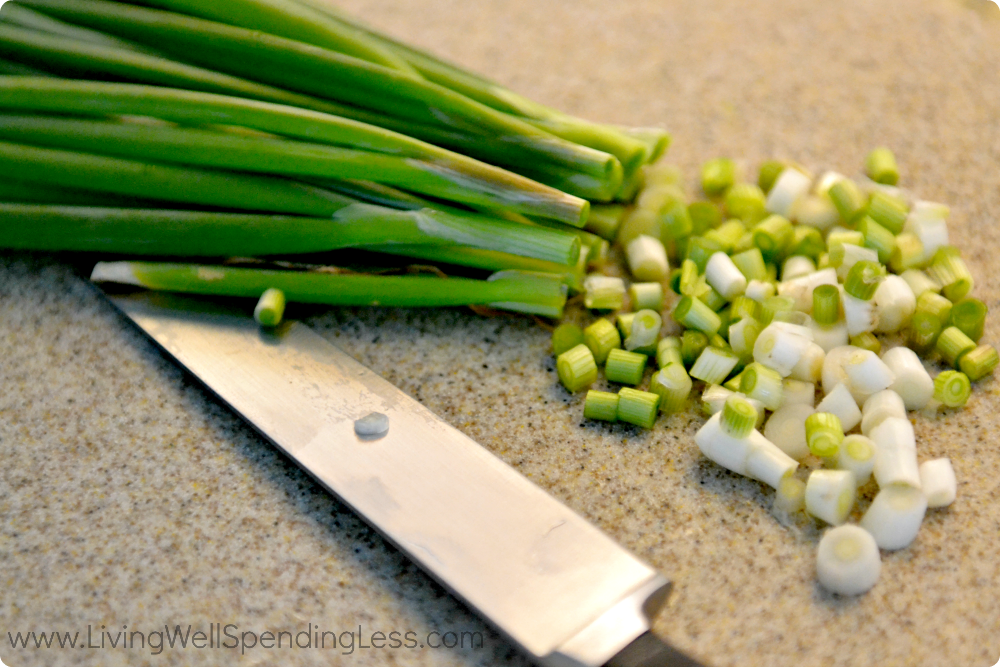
959,345,999,382
849,332,881,355
626,234,669,281
740,362,784,411
843,260,886,301
685,235,725,272
865,147,899,186
752,214,793,261
690,346,740,385
908,310,943,355
933,370,971,408
920,459,957,508
583,390,619,422
805,412,844,458
867,190,908,234
838,434,876,486
816,525,881,595
650,362,692,414
583,275,626,310
758,160,786,194
701,157,736,197
936,326,976,368
858,216,896,264
704,220,746,254
688,201,722,235
860,485,927,551
889,232,925,273
616,388,660,429
804,469,856,526
927,246,974,302
721,395,758,438
828,178,866,224
949,298,987,342
673,296,722,336
629,282,664,311
557,344,598,393
605,348,647,386
253,287,286,327
916,290,954,325
552,322,585,357
681,330,709,368
656,337,683,369
731,247,768,282
583,318,621,365
773,475,806,516
725,182,767,224
812,284,841,326
624,309,662,354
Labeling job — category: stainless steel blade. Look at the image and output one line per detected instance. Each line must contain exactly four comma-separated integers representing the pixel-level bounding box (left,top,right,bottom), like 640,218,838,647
104,289,702,667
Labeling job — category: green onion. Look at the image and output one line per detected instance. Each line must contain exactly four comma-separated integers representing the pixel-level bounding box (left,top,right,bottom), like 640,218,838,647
752,214,793,261
688,201,722,235
917,290,954,325
815,524,881,596
920,459,957,508
701,157,736,197
656,336,683,369
552,323,585,356
843,260,886,301
757,160,786,194
616,388,660,429
728,317,761,358
557,344,599,393
2,3,155,54
583,390,619,422
616,208,661,248
936,326,976,367
650,362,692,413
959,345,999,382
867,191,908,234
585,204,626,241
605,348,648,386
583,275,626,310
908,309,943,355
628,282,664,311
788,225,825,260
678,261,701,298
583,319,621,365
673,296,722,335
724,183,767,224
626,235,669,281
928,246,974,302
740,362,783,411
624,309,662,355
812,284,841,325
857,216,896,264
704,220,746,254
690,346,740,385
889,232,925,273
805,412,844,458
860,484,926,551
760,295,796,326
849,332,882,355
933,370,971,408
660,198,694,240
828,178,866,225
681,330,709,368
865,147,899,186
731,247,768,282
949,298,988,342
91,262,568,316
721,395,758,438
617,312,636,339
685,235,725,272
730,295,762,322
253,287,286,327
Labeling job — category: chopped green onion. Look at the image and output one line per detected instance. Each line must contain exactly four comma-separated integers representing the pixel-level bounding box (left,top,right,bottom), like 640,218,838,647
857,216,896,264
552,322,585,356
624,309,662,354
843,349,895,404
936,326,976,367
933,370,971,408
812,284,841,325
907,214,950,264
723,371,746,392
860,390,906,437
763,403,813,460
605,348,647,385
889,232,925,273
788,226,825,260
583,275,626,310
616,388,660,428
765,168,812,218
727,317,761,358
673,296,722,336
870,417,918,490
730,295,761,322
816,525,881,596
780,255,815,282
583,390,619,422
688,201,722,235
760,295,795,326
959,344,999,381
867,190,908,234
721,395,758,438
860,485,927,551
773,475,806,516
928,246,974,302
690,346,740,385
557,344,598,393
583,318,621,364
805,469,856,526
650,362,693,413
872,275,916,334
744,279,775,303
627,282,663,312
752,214,793,261
865,147,899,186
681,330,709,368
828,179,866,225
805,412,844,458
705,251,748,299
253,287,286,327
899,269,941,299
685,235,726,272
616,208,661,248
916,290,954,325
843,260,886,301
837,434,876,486
617,311,637,340
656,336,683,369
816,382,862,432
907,310,943,355
919,459,957,508
757,160,786,194
949,297,987,342
657,199,692,242
626,234,669,281
585,204,626,241
730,248,766,283
679,258,703,297
849,332,882,355
725,182,767,224
701,157,736,197
740,362,784,410
753,323,813,376
882,346,934,410
704,220,746,253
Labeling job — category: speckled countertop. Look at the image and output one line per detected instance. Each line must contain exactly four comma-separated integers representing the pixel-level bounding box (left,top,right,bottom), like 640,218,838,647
3,1,1000,666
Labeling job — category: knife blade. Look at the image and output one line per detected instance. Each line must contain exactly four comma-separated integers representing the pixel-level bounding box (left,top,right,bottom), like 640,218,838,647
102,288,705,667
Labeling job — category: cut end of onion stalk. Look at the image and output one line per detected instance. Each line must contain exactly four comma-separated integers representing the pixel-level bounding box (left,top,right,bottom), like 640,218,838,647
860,483,927,550
91,260,143,286
816,524,881,596
805,469,856,526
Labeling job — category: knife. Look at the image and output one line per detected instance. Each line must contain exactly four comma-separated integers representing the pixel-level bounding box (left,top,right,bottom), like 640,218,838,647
100,287,705,667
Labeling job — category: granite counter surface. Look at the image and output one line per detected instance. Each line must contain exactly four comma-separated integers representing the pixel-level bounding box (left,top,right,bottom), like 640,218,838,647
3,1,1000,666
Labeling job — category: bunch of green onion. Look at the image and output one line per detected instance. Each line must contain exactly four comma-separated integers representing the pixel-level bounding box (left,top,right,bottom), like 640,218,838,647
0,0,670,318
552,147,994,595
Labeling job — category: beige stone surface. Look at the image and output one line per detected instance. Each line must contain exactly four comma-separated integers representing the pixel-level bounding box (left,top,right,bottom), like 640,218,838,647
2,1,1000,666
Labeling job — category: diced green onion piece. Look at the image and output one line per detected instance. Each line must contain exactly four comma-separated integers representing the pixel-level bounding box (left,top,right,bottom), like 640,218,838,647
552,322,585,356
668,267,683,295
626,235,669,282
860,485,927,551
688,201,722,235
849,332,882,355
858,216,896,264
916,290,954,325
744,279,775,302
788,225,825,260
728,317,762,358
936,326,976,367
900,269,941,299
625,309,662,353
629,282,664,311
701,157,737,197
661,198,694,240
805,412,844,458
721,395,758,438
616,208,661,247
740,362,784,411
557,344,598,393
889,232,925,273
933,370,971,408
657,337,683,369
605,348,648,385
812,284,841,326
773,476,806,515
732,250,768,286
583,275,626,310
725,182,767,224
752,215,793,261
679,259,702,297
805,469,856,526
616,388,660,428
882,346,934,410
867,191,908,234
617,311,637,339
908,310,943,355
583,318,621,364
816,524,881,595
704,220,746,253
731,295,762,322
761,295,796,326
723,371,746,392
254,287,286,327
928,246,974,302
828,179,866,224
583,390,619,422
698,287,728,312
865,147,899,186
705,251,748,299
838,434,876,486
673,296,722,336
685,235,726,272
827,230,866,264
949,298,987,342
843,260,886,301
920,458,957,508
959,344,999,381
758,160,786,194
650,362,693,413
690,346,740,385
585,204,625,241
681,330,709,368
